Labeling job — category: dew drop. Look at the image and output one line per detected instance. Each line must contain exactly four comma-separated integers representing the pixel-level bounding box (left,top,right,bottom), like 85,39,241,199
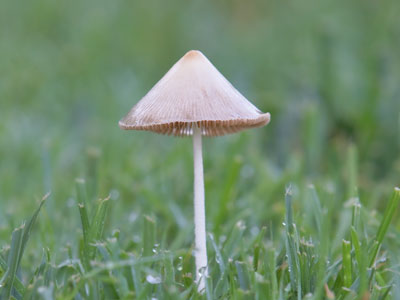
146,274,162,284
177,256,183,271
152,243,160,254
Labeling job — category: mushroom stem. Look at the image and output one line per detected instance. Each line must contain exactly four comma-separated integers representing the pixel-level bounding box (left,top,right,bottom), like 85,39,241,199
193,125,207,292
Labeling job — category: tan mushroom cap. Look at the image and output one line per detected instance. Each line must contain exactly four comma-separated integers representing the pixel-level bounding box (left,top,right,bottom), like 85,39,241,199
119,50,270,136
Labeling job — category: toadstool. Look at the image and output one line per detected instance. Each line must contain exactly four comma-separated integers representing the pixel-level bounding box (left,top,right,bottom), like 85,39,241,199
119,50,270,291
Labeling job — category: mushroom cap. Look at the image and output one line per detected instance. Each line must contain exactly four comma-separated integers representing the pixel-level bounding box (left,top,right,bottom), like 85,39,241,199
119,50,270,136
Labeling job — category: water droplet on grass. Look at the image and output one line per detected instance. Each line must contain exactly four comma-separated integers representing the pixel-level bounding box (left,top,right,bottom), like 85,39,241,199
152,243,160,254
146,274,162,284
177,256,183,271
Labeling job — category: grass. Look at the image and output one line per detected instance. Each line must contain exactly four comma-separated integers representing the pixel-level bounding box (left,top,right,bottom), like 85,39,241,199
1,182,399,299
1,0,400,299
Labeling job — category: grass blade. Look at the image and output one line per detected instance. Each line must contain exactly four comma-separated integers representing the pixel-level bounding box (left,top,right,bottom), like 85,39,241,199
266,248,278,300
76,178,89,211
223,221,246,258
308,185,322,234
252,226,266,272
342,240,352,289
19,195,47,267
0,255,25,296
235,261,250,291
0,224,24,299
369,187,400,267
143,215,157,257
0,196,46,299
209,233,225,274
87,196,111,261
78,203,91,270
284,185,301,299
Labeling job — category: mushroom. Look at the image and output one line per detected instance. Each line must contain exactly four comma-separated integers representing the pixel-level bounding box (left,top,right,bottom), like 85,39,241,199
119,50,270,291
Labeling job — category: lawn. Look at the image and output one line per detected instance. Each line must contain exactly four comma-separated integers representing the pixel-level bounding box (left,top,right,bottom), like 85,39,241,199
1,0,400,299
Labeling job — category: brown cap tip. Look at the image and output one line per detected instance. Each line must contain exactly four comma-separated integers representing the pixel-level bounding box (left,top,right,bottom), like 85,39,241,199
119,50,271,136
183,50,202,59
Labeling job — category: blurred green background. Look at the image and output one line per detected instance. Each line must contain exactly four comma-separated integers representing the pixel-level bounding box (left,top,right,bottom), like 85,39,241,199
1,0,400,277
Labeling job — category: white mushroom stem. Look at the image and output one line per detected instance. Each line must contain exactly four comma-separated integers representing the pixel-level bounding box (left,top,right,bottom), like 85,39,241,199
193,125,207,292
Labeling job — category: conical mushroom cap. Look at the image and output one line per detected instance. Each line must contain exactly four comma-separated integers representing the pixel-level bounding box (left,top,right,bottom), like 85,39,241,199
119,50,270,136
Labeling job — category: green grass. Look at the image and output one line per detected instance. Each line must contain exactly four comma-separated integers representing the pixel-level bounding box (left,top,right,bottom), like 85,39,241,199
1,0,400,299
1,184,399,299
